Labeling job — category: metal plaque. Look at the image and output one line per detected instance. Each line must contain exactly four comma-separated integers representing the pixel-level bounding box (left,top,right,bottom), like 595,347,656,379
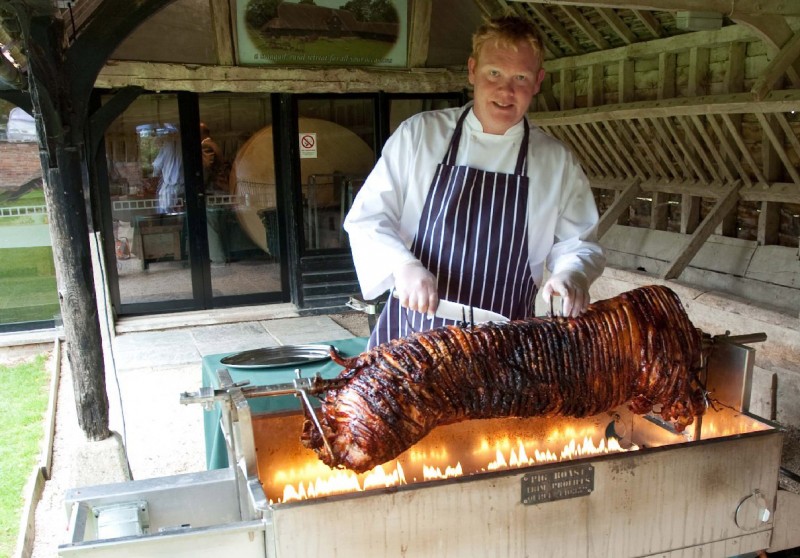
521,464,594,505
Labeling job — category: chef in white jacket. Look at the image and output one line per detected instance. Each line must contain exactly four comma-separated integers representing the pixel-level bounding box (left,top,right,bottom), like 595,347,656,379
344,16,605,349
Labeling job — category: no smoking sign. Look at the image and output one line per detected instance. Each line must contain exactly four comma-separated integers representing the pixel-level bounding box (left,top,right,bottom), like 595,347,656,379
299,132,317,159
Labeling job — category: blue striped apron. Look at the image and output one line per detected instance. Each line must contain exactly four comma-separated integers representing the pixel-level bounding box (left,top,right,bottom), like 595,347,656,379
369,108,537,349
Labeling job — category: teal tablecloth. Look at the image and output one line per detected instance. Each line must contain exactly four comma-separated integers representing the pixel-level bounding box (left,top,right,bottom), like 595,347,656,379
202,337,368,469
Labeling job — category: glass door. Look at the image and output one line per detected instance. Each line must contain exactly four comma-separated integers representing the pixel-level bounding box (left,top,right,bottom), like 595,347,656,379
296,96,378,254
200,93,284,302
104,93,196,310
102,92,287,315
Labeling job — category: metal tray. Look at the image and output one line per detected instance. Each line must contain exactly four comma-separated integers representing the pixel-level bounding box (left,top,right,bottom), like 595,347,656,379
220,344,333,369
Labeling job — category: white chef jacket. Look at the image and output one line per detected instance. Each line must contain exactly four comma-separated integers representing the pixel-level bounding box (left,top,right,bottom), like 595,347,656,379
344,105,605,301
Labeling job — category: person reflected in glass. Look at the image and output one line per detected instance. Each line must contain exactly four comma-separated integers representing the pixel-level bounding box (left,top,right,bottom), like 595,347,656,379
152,123,184,214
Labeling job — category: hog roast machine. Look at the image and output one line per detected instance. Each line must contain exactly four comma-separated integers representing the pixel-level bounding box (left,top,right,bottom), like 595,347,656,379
59,330,800,558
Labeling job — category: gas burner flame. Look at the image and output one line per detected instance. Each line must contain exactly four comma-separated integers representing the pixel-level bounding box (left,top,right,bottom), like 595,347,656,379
270,431,635,505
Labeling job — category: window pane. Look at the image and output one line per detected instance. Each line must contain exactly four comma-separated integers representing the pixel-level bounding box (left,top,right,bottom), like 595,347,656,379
104,94,194,305
0,103,59,329
298,98,376,252
202,93,282,297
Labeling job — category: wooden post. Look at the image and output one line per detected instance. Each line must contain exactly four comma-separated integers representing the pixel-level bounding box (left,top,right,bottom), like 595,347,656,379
17,0,176,441
24,18,111,442
45,149,111,440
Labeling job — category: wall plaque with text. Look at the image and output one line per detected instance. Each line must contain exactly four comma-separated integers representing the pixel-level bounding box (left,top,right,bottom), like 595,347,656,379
521,464,594,505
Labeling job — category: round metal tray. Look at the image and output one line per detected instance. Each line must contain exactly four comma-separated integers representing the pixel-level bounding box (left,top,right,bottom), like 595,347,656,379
220,344,333,369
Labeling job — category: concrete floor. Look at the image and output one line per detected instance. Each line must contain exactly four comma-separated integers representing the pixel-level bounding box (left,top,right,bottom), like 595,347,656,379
4,304,800,557
3,307,371,558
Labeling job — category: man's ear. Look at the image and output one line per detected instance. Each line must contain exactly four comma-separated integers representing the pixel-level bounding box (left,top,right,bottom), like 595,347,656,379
467,56,477,86
533,67,546,95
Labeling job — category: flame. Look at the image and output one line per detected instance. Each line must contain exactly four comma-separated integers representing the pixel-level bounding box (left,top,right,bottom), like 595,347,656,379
266,427,633,505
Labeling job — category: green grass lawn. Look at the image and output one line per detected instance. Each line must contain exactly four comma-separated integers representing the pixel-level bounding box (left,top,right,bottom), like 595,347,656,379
0,353,50,557
0,247,59,325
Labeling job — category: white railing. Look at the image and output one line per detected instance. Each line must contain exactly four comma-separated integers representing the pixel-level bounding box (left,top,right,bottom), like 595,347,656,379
0,205,48,217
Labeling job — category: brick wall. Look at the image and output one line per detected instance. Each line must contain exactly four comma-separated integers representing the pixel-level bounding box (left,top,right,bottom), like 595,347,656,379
0,141,42,189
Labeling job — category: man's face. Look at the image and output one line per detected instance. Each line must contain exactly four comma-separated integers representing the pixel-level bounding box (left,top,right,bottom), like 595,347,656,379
468,39,546,135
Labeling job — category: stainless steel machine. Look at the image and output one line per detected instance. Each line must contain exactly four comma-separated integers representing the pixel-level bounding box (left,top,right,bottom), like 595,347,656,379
58,332,800,557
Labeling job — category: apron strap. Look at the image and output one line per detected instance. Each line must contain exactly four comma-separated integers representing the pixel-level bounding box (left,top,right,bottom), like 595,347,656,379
515,118,530,175
443,109,531,175
441,107,472,166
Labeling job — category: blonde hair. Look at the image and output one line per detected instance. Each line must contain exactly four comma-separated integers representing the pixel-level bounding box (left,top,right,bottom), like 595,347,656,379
471,16,544,63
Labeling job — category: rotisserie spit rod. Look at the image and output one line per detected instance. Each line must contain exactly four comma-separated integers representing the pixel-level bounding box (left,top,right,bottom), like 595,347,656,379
301,285,708,473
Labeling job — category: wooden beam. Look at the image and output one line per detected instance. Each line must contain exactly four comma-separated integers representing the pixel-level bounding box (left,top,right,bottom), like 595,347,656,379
664,117,709,182
96,61,467,93
559,68,575,109
209,0,234,66
638,117,680,179
587,63,604,106
650,191,670,230
758,201,781,245
591,177,800,204
608,120,649,180
596,8,636,45
408,0,432,67
688,46,710,97
625,119,668,178
527,3,582,54
657,52,676,99
528,90,800,125
578,122,620,178
725,42,747,93
563,124,611,177
508,0,800,17
535,74,559,110
720,113,767,183
555,125,603,176
688,114,735,183
681,193,702,234
543,24,756,72
740,182,800,204
472,0,503,18
661,181,744,280
591,121,637,179
756,111,800,184
774,112,800,168
560,5,610,50
618,58,634,103
751,30,800,100
633,9,662,38
732,13,800,87
705,113,753,186
649,117,692,179
597,178,642,238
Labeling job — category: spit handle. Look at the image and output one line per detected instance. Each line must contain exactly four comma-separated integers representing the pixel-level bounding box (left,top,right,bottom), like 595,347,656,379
716,333,767,345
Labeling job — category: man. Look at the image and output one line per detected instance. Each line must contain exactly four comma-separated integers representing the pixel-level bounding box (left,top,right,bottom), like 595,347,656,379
344,16,605,349
200,122,225,192
152,123,184,214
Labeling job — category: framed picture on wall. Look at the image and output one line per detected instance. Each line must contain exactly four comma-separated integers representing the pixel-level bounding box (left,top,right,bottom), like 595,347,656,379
236,0,408,67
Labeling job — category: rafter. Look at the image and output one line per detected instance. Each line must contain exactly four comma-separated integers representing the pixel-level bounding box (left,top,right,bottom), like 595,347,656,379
596,8,636,45
751,30,800,100
508,0,800,17
560,5,610,50
661,181,744,280
597,179,642,238
526,3,582,54
632,9,662,38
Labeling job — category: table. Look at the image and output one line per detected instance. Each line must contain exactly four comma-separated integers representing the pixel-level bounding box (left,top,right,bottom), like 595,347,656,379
202,337,368,469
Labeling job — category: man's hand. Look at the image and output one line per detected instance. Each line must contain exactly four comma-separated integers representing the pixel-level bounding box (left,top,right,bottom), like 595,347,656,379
541,271,590,318
393,260,438,316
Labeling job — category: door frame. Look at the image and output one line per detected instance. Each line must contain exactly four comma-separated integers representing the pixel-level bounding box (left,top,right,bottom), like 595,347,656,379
97,91,291,317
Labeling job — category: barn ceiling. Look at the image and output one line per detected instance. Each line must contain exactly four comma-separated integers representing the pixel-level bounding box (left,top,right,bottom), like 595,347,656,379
0,0,799,265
